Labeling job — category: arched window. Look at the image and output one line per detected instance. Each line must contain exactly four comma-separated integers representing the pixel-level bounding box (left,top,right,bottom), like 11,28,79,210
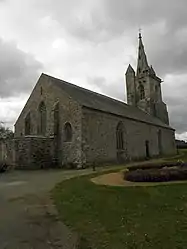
38,101,46,135
64,122,72,142
139,84,145,100
116,122,124,150
25,112,31,135
54,102,60,136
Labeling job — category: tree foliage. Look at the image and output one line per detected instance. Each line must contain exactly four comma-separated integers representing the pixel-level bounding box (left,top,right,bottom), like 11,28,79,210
0,123,14,140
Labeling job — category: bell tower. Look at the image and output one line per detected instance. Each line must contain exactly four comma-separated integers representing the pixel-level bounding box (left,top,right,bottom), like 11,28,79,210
125,32,169,125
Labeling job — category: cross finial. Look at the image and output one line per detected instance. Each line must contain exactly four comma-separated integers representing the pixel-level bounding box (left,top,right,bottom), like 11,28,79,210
138,28,142,39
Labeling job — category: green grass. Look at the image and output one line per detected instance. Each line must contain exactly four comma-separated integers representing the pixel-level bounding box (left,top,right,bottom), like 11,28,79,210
163,149,187,162
52,150,187,249
52,176,187,249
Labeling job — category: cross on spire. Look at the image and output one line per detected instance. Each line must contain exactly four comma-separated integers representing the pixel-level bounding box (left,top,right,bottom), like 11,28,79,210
138,28,142,39
137,30,149,75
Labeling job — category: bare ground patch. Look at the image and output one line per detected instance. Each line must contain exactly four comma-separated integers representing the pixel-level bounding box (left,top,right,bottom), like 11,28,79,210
91,171,187,187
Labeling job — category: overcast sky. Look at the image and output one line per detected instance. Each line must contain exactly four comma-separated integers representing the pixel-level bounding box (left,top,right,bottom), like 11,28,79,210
0,0,187,140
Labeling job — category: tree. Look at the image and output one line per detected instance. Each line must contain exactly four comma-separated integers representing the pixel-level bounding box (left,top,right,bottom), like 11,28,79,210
0,123,14,140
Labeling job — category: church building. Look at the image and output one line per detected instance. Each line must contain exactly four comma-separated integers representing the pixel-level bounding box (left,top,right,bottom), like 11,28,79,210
13,33,176,169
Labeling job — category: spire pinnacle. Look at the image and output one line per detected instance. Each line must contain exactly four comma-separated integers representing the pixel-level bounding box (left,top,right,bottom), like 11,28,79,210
138,28,142,39
126,64,135,75
137,31,149,75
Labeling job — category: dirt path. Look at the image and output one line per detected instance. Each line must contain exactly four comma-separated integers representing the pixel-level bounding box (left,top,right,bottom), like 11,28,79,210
91,171,187,187
0,169,93,249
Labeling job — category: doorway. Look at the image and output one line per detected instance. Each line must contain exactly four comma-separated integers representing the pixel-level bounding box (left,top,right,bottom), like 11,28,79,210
145,140,150,159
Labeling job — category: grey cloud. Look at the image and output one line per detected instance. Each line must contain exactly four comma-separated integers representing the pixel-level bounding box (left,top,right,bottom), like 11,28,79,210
87,76,106,88
39,0,187,76
144,31,187,77
87,76,126,101
163,75,187,134
0,38,43,97
166,95,187,134
43,0,187,41
100,0,187,32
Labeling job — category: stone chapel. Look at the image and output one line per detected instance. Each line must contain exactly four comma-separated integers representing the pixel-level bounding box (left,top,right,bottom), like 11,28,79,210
12,33,176,169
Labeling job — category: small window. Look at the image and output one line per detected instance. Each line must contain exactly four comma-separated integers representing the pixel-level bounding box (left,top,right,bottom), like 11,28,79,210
64,122,72,142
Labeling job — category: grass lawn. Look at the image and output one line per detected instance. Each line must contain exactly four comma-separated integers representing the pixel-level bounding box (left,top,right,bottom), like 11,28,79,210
52,150,187,249
164,149,187,162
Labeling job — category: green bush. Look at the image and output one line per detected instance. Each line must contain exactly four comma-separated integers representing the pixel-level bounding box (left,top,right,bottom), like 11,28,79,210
0,161,8,173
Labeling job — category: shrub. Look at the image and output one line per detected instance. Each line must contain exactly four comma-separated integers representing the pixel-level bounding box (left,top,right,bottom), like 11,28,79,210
0,162,8,173
127,162,183,172
124,167,187,182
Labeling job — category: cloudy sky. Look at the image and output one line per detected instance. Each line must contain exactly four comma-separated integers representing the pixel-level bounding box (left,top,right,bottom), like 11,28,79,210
0,0,187,140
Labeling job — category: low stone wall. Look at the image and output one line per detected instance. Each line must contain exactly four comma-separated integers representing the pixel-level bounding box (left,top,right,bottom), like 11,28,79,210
0,139,15,167
14,136,55,169
0,140,7,162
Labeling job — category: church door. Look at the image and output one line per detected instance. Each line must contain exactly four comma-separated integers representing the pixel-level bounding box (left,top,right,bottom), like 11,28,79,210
145,140,150,159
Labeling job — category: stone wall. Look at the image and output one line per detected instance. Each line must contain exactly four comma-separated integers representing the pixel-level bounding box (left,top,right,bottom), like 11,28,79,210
0,139,15,167
82,107,176,166
14,136,54,169
0,140,7,163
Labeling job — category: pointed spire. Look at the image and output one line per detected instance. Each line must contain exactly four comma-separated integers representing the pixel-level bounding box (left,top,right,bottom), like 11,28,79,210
139,30,142,39
125,64,135,75
137,32,149,76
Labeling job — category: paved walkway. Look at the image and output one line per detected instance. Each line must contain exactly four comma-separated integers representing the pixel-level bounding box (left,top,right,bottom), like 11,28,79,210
0,169,93,249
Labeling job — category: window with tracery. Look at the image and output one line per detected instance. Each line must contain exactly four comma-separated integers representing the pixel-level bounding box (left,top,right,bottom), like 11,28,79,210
38,101,46,135
116,122,124,150
25,112,31,135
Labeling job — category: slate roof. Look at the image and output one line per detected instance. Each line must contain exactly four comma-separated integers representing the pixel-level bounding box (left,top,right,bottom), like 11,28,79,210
44,73,173,130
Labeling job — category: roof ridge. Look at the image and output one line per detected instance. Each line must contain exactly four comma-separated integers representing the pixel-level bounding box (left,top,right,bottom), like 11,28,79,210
43,73,128,107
